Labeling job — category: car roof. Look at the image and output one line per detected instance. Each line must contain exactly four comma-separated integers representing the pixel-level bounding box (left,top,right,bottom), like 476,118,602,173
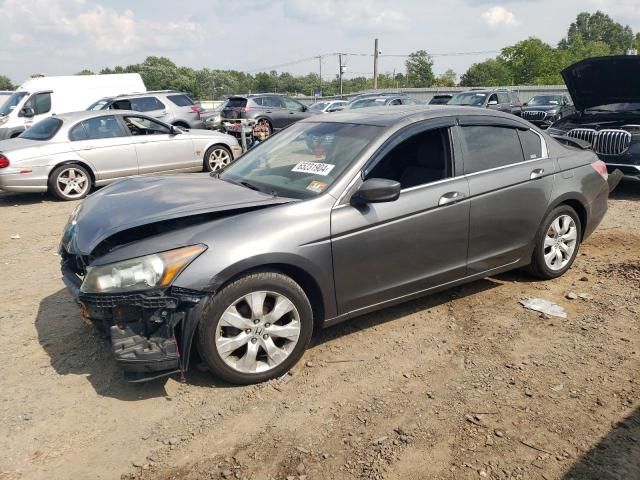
99,91,186,100
53,109,150,122
298,105,526,127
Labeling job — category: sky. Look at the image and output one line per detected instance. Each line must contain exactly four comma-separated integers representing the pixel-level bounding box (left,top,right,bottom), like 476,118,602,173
1,0,639,85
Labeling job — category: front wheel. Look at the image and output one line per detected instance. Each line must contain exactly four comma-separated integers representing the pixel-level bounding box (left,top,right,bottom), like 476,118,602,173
48,164,92,201
204,145,233,173
197,272,313,385
528,205,581,279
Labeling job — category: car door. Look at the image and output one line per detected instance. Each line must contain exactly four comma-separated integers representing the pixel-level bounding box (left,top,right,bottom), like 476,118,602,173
69,115,139,181
261,96,287,129
497,92,514,114
331,119,470,314
120,114,195,174
457,117,556,275
281,97,312,126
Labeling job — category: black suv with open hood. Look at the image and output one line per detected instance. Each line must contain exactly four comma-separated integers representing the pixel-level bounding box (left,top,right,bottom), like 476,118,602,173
548,55,640,178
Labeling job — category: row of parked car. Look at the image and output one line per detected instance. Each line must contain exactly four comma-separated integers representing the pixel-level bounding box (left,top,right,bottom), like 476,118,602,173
0,55,638,203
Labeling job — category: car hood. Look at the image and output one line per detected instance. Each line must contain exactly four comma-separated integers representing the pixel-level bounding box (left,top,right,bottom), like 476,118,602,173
561,56,640,111
62,174,293,256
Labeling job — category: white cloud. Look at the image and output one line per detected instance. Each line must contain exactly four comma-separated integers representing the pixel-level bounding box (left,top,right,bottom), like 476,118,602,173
481,5,520,28
283,0,410,32
589,0,640,21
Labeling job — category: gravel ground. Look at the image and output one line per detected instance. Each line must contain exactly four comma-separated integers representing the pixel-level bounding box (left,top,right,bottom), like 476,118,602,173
0,181,638,480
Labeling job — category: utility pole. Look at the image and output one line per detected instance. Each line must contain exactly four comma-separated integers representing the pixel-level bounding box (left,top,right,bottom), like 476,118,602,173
318,56,322,97
373,38,379,89
339,53,344,97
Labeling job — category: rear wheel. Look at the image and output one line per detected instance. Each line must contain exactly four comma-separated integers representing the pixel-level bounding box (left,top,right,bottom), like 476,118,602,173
197,272,313,385
48,164,92,201
528,205,581,279
204,145,233,173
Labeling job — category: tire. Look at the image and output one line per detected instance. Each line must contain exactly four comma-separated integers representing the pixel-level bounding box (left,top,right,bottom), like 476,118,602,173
48,164,92,201
528,205,582,279
204,144,233,173
197,272,313,385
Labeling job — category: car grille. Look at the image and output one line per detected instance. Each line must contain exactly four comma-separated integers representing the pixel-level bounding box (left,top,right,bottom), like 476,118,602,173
567,128,632,155
522,111,546,122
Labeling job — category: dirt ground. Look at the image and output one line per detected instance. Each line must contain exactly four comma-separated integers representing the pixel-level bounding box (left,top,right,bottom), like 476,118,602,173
0,182,638,480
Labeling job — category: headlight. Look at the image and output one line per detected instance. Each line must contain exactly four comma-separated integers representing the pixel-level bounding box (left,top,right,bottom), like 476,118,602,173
80,245,206,294
0,116,9,126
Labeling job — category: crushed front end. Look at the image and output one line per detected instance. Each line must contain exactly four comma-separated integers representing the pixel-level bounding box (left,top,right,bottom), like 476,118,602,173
60,246,208,383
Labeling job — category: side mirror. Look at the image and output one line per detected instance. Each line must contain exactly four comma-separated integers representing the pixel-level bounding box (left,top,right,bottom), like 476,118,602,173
523,102,528,106
170,125,181,135
301,105,308,112
352,178,401,204
20,107,35,118
487,100,498,106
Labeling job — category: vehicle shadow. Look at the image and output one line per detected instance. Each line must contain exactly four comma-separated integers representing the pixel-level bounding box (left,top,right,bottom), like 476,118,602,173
610,179,640,201
0,191,50,206
563,407,640,479
35,288,171,400
313,277,502,347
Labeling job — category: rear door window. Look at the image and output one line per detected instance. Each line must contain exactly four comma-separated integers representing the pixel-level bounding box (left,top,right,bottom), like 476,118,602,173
460,125,525,174
72,115,125,140
130,97,165,112
167,94,194,107
518,129,544,160
264,96,285,108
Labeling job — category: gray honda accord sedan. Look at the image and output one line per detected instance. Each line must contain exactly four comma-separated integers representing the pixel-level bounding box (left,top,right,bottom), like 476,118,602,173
60,106,615,384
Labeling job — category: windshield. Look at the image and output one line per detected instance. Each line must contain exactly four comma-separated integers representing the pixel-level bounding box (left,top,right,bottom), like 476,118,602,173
309,102,328,111
220,122,381,199
448,92,487,106
528,95,563,106
19,117,62,140
584,103,640,113
0,91,28,116
87,99,111,110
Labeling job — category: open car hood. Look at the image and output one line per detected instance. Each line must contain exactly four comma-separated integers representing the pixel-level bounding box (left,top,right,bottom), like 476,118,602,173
62,175,292,255
562,56,640,111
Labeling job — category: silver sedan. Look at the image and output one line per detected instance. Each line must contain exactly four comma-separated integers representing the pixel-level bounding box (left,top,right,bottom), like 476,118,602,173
0,110,242,200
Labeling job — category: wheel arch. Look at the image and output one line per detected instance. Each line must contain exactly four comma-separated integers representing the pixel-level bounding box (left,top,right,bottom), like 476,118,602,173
547,193,588,241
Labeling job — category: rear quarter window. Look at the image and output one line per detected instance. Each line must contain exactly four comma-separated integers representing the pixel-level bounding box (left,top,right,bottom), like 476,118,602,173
460,126,525,174
167,94,194,107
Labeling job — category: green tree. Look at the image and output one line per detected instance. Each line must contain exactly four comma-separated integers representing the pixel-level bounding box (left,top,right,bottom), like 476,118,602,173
0,75,15,90
76,69,95,75
500,38,563,84
559,11,634,54
433,69,457,87
405,50,434,87
460,59,512,87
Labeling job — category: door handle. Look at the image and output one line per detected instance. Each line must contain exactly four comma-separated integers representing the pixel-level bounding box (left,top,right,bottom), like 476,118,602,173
266,110,272,113
530,168,545,180
438,191,465,206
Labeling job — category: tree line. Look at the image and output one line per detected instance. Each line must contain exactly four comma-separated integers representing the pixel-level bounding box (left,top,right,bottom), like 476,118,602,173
1,11,638,99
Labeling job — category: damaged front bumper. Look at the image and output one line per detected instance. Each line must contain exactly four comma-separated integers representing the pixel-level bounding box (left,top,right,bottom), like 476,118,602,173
61,260,207,382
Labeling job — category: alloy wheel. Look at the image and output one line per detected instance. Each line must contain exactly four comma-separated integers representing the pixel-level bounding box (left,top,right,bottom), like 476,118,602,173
56,167,89,199
215,291,301,374
208,148,231,172
543,214,577,271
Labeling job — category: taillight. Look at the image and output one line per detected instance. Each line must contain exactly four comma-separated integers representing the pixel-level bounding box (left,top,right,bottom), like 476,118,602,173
0,154,9,169
591,159,608,180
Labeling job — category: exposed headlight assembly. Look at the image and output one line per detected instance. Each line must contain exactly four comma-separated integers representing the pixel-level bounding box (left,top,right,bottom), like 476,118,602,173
80,245,206,294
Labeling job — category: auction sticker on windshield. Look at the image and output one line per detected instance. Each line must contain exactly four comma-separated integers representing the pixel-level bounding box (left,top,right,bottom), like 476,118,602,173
292,161,335,176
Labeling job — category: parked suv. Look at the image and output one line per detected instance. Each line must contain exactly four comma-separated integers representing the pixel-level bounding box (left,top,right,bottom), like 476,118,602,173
448,88,523,116
220,94,315,134
88,91,205,129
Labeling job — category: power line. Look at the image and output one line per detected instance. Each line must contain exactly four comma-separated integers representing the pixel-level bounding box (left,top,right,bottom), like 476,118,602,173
245,49,501,73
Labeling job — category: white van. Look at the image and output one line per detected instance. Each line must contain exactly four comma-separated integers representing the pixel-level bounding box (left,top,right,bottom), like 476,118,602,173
0,74,146,139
